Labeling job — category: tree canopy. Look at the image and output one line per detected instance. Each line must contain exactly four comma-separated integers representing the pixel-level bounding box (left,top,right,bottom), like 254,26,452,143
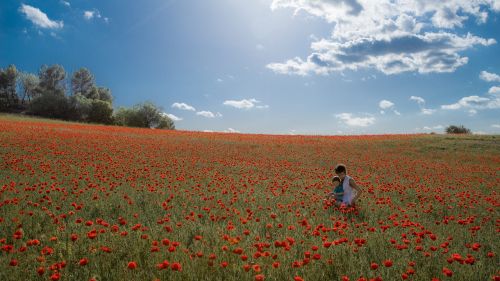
0,63,175,130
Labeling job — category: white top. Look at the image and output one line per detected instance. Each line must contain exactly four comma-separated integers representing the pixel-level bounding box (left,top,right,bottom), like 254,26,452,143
342,175,354,205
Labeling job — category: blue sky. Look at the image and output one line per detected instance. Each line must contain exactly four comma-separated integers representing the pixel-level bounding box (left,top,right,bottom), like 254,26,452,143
1,0,500,135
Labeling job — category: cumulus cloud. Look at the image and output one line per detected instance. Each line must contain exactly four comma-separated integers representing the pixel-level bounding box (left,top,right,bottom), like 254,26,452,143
441,91,500,111
162,113,182,121
379,99,400,115
60,1,70,7
336,113,375,127
223,98,269,110
480,70,500,82
196,111,222,118
488,86,500,95
172,102,196,111
268,0,497,75
379,100,394,110
19,4,64,29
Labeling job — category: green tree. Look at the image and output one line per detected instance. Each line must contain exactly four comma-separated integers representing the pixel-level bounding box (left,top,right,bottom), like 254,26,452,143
68,93,92,121
96,87,113,103
113,102,175,129
157,114,175,130
88,100,113,124
0,65,19,111
30,65,69,118
71,68,95,97
36,64,66,96
19,72,39,104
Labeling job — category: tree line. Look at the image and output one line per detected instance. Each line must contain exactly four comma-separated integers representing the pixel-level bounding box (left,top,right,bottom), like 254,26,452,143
0,64,174,129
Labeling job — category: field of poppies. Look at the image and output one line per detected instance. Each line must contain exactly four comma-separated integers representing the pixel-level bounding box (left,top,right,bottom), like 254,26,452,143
0,114,498,281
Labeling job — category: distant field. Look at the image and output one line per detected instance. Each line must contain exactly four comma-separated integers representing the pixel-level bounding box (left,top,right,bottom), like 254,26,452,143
0,114,498,281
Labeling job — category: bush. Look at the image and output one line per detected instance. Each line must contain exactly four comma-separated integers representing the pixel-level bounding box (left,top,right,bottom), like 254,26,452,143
88,100,114,124
29,91,71,119
445,125,471,134
113,102,174,129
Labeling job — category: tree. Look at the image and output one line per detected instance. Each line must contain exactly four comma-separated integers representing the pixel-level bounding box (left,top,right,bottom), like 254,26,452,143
0,65,19,111
71,68,95,97
158,114,175,130
96,87,113,103
36,64,66,96
67,93,92,121
30,92,71,119
113,102,175,129
446,125,471,134
88,100,113,124
19,72,39,104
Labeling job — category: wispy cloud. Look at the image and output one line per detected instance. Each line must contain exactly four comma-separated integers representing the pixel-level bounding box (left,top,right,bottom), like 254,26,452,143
172,102,196,111
268,1,497,76
410,95,436,115
223,98,269,110
19,4,63,29
336,113,375,127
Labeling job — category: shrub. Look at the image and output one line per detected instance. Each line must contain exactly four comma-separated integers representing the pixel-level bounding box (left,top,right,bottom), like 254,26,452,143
445,125,471,134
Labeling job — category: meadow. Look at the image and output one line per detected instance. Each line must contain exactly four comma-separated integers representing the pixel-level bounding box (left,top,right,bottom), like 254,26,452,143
0,114,498,281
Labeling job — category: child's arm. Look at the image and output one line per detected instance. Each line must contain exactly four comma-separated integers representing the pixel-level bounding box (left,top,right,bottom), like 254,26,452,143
349,178,363,202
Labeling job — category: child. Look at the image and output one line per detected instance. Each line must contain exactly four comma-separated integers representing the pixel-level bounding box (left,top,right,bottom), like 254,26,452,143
334,163,362,206
325,176,344,206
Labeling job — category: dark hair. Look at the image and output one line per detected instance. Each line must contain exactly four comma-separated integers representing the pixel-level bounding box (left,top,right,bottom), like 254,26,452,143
332,176,341,183
334,164,346,174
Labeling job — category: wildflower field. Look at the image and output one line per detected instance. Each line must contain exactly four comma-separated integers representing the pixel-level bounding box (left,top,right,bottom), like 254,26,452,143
0,114,498,281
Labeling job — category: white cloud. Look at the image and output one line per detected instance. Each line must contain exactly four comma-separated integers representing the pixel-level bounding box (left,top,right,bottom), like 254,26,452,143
336,113,375,127
492,124,500,128
268,1,498,76
256,44,265,50
19,4,63,29
488,86,500,96
379,99,400,115
172,102,196,111
410,95,425,104
162,113,182,121
441,93,500,111
224,128,240,133
421,108,436,115
223,98,268,110
84,10,103,21
84,11,95,20
421,125,444,131
60,1,70,7
217,78,223,82
379,100,394,109
480,71,500,82
196,111,222,118
410,95,436,114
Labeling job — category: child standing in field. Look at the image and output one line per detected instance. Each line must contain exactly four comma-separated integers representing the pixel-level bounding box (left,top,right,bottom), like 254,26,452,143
325,176,344,206
334,164,362,206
